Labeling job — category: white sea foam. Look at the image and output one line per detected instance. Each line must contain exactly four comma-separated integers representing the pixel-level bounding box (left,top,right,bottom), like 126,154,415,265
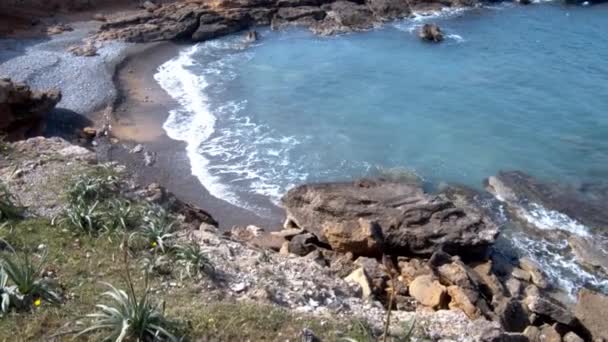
510,232,608,297
154,44,241,206
520,202,591,237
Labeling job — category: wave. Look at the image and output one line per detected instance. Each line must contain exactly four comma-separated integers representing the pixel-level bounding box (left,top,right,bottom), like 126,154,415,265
155,35,307,214
154,44,241,206
520,202,591,237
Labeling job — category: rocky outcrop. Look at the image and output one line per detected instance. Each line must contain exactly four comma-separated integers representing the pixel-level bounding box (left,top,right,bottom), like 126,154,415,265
94,0,479,42
575,288,608,340
0,78,61,140
282,179,498,257
419,23,443,42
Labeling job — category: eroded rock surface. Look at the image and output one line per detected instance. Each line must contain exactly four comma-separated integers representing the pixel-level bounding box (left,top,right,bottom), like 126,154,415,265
282,179,498,257
94,0,479,42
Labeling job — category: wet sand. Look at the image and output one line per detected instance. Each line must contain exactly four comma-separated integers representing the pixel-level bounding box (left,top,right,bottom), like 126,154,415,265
108,41,285,230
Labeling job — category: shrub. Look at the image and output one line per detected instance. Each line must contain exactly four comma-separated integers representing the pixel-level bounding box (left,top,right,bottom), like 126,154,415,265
0,248,61,310
0,182,23,221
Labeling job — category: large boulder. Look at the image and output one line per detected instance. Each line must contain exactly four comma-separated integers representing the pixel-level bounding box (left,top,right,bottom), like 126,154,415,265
574,288,608,340
0,78,61,140
281,179,498,258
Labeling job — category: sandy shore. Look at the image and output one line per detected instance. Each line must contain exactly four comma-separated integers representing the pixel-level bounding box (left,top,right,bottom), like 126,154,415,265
106,41,285,230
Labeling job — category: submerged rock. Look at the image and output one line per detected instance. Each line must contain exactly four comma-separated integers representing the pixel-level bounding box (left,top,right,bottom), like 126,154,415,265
419,23,443,42
485,170,608,230
0,78,61,140
282,179,498,258
568,235,608,275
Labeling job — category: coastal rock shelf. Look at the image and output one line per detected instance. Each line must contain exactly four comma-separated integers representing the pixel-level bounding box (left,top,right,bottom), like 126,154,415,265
94,0,476,42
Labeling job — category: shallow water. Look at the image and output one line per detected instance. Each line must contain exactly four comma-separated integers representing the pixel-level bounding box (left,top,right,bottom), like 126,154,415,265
156,2,608,295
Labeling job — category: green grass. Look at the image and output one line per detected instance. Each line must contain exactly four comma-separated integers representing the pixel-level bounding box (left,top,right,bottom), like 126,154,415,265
0,219,374,341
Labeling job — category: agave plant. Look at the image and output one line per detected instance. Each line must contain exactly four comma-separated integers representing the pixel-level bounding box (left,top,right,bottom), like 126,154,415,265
56,200,106,235
104,199,139,232
66,171,117,206
173,242,213,279
74,250,178,341
0,268,15,315
134,206,176,252
0,249,61,308
0,182,23,221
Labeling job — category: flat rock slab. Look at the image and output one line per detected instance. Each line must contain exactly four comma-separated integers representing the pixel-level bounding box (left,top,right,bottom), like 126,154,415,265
282,179,498,257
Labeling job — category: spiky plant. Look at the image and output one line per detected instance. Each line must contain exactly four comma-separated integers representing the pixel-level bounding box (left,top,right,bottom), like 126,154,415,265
0,249,61,308
173,242,213,279
73,248,178,341
104,199,139,232
56,200,106,235
135,206,176,252
0,268,15,315
66,171,117,206
0,182,23,221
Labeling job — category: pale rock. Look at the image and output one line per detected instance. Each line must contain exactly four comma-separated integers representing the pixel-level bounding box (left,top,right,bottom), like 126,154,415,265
409,275,447,309
344,267,372,299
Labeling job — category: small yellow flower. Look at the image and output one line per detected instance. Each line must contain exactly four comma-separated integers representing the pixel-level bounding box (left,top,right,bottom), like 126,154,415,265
34,298,42,307
151,241,158,248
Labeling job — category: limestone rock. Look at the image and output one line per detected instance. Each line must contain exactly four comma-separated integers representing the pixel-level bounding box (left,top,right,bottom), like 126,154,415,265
67,43,98,57
321,218,383,256
524,325,541,342
539,324,561,342
398,257,432,285
506,278,523,298
244,30,259,42
472,261,507,301
142,1,160,12
419,23,443,42
519,257,549,289
562,332,584,342
282,179,498,258
447,285,481,319
366,0,412,20
47,23,73,35
344,267,372,299
525,295,575,326
0,78,61,140
409,275,447,309
271,228,304,239
574,288,608,340
568,235,608,274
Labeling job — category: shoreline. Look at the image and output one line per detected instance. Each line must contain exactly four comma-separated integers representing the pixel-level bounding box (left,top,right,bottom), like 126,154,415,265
106,40,285,230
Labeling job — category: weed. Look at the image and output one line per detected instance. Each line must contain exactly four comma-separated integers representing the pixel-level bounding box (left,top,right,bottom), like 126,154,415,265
173,242,214,279
0,182,23,221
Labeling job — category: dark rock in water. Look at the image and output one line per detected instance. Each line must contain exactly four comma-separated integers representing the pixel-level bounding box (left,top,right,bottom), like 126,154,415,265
517,0,532,5
575,288,608,340
67,43,98,57
494,298,530,333
282,179,498,258
192,11,252,42
485,170,608,230
244,30,259,42
419,23,443,42
0,78,61,141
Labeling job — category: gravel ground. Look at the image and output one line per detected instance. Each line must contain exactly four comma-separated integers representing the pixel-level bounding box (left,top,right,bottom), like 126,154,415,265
0,21,134,115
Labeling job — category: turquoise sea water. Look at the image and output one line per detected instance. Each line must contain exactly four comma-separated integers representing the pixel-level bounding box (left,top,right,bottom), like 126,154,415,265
156,2,608,295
